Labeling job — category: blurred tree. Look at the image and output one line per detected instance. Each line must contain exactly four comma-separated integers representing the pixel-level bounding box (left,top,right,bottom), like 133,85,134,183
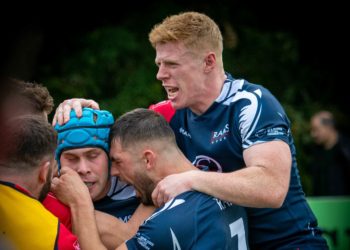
40,26,164,117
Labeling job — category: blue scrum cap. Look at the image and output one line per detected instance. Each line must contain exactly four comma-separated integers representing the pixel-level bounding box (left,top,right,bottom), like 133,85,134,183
54,107,114,170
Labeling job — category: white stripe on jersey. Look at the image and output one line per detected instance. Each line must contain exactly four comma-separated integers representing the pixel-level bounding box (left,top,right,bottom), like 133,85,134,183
170,228,181,250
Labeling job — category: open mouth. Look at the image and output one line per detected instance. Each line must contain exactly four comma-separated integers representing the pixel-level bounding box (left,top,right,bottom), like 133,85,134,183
84,182,94,188
166,87,179,99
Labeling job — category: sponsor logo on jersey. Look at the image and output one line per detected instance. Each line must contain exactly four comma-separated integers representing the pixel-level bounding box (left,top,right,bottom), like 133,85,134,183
73,240,81,250
135,232,155,250
211,124,229,144
267,127,286,136
254,127,287,138
120,215,132,223
192,155,222,172
179,127,191,139
213,198,234,210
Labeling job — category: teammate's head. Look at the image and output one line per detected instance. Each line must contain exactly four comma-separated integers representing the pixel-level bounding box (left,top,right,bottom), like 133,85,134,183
149,11,223,62
148,12,225,113
109,108,177,205
54,108,114,201
0,115,57,201
0,77,54,121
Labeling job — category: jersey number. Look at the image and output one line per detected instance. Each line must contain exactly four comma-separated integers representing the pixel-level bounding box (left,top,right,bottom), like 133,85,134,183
229,218,247,250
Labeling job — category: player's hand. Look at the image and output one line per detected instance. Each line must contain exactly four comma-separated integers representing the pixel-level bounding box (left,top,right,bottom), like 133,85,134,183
52,98,100,126
151,172,193,207
51,167,91,207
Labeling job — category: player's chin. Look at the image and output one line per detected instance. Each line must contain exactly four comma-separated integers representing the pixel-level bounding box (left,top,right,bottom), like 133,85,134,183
169,100,185,110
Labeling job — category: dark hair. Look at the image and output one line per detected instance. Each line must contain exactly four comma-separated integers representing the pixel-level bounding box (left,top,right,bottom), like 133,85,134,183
320,117,335,127
109,108,176,149
312,110,337,129
0,77,54,116
0,115,57,171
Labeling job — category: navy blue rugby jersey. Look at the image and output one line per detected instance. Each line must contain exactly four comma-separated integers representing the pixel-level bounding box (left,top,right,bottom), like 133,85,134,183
150,73,328,249
126,191,248,250
94,176,139,222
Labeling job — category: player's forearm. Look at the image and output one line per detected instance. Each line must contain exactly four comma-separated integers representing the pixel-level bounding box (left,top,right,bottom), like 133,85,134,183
95,211,131,250
127,204,155,232
70,199,107,250
94,204,154,250
189,167,288,208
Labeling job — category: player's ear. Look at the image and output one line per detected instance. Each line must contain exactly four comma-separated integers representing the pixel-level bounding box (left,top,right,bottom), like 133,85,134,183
143,149,156,171
38,160,51,184
204,52,216,73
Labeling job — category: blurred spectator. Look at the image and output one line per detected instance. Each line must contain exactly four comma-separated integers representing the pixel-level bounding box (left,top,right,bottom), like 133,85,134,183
309,110,350,196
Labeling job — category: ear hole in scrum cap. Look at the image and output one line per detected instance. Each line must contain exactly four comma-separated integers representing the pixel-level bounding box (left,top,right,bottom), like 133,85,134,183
54,107,114,171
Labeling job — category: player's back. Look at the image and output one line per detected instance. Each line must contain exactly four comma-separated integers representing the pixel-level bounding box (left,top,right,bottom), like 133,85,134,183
126,190,249,250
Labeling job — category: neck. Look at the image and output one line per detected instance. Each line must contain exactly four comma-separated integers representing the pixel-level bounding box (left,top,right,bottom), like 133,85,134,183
0,173,38,198
192,69,226,115
156,151,198,182
324,130,339,150
95,178,112,202
208,69,227,100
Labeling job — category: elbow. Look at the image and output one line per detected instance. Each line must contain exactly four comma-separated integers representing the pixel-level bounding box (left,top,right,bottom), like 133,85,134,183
267,184,288,208
267,166,291,208
254,183,288,208
269,191,286,208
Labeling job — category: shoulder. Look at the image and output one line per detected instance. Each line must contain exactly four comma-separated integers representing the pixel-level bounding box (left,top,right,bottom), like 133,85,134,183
240,80,276,101
234,80,287,123
338,134,350,159
175,191,221,213
339,133,350,146
221,77,280,112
